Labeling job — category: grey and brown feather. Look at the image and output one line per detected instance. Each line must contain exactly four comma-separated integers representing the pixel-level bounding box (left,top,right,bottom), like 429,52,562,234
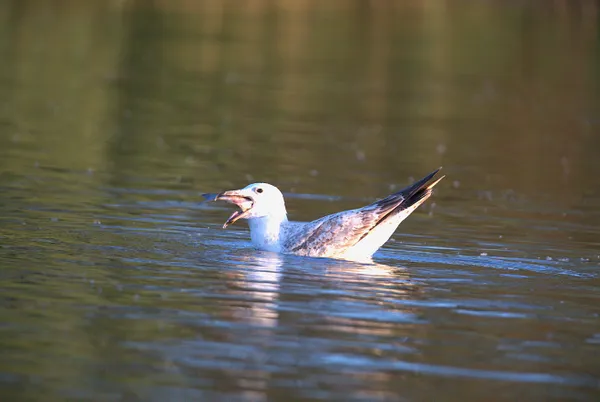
280,168,442,256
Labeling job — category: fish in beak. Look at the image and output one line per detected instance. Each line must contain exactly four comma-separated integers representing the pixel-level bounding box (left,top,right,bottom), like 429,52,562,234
203,190,254,228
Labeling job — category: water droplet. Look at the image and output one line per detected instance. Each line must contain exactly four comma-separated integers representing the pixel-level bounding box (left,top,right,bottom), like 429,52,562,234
560,156,570,177
225,72,239,84
478,190,493,201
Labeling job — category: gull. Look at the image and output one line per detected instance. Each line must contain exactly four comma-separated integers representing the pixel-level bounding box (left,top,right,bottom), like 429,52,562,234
203,168,444,261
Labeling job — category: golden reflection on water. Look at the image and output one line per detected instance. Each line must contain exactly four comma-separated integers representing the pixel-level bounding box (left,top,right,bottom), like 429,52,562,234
1,0,598,204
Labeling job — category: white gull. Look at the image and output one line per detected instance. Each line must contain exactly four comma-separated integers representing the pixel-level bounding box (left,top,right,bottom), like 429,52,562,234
204,168,444,261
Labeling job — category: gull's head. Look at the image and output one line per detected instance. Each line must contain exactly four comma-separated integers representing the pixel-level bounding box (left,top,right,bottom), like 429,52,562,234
204,183,286,228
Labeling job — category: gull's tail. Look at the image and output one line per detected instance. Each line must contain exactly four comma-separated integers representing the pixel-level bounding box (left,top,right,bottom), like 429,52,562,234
395,167,444,211
369,167,444,218
344,167,444,258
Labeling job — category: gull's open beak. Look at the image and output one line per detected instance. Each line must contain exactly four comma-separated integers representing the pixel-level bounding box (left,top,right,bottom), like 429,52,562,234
202,190,254,228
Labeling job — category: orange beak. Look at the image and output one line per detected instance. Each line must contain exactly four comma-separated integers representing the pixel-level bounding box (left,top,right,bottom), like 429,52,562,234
204,190,254,228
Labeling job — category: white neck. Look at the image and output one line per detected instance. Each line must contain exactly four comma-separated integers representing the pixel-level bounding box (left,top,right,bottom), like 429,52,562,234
247,212,288,252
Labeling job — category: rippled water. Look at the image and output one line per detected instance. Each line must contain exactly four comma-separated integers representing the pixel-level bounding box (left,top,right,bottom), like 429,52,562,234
1,1,600,401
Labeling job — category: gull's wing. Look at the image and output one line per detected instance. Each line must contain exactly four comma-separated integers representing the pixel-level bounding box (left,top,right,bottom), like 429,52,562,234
281,168,444,257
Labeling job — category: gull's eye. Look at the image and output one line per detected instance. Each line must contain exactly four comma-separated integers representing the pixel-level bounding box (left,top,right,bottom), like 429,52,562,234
256,188,263,194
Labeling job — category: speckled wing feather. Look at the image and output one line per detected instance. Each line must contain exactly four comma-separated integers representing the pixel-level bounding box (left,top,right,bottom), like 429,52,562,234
281,168,442,257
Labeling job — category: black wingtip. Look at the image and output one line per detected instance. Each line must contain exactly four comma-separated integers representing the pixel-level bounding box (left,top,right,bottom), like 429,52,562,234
397,167,443,199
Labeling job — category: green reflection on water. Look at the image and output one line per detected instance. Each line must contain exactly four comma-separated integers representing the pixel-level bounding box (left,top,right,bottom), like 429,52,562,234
0,1,599,401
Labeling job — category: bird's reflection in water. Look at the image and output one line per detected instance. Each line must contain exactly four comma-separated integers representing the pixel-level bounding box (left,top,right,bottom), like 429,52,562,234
325,256,399,278
228,252,419,329
231,252,284,328
219,252,422,401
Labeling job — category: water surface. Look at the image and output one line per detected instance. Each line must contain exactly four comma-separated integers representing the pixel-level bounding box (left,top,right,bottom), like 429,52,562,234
1,1,599,401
